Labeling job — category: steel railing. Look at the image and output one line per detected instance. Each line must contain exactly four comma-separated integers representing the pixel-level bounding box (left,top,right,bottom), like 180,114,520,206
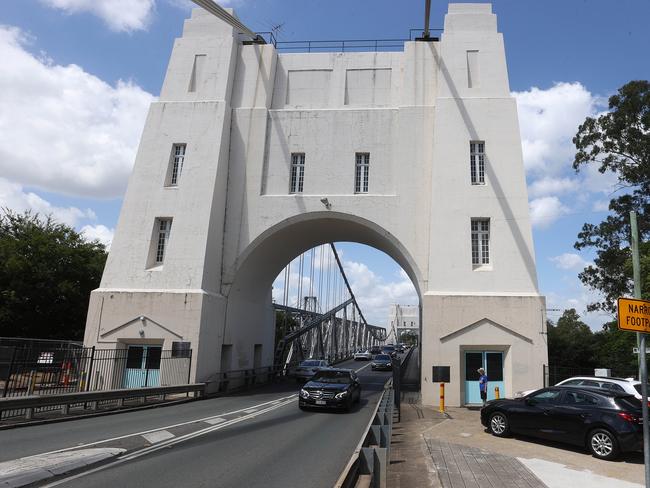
0,383,205,423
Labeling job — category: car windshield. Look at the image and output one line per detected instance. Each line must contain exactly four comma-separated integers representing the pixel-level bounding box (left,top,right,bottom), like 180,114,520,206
300,360,321,367
633,385,650,395
375,354,390,360
311,371,351,384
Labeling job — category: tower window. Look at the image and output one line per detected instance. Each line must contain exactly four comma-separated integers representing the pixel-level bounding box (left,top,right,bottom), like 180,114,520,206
470,141,485,185
355,153,370,193
167,144,186,186
153,218,172,265
471,218,490,266
290,153,305,193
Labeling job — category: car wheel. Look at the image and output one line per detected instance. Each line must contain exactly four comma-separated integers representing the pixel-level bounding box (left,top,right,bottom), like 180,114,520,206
587,428,619,460
488,412,510,437
355,389,362,404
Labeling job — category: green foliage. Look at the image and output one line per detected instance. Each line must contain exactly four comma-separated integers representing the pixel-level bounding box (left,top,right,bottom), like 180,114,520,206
573,80,650,314
593,321,638,375
573,80,650,186
0,209,107,340
274,311,298,350
398,330,418,346
548,310,638,376
548,309,597,369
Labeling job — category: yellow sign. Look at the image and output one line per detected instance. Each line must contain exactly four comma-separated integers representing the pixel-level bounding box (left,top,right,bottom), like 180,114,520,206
618,297,650,333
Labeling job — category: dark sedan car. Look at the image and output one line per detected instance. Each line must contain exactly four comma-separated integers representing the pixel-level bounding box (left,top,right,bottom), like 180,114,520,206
371,354,392,371
299,369,361,411
480,386,643,460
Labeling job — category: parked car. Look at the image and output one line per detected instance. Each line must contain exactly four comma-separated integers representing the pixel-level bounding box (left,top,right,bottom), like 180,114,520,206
353,349,372,361
369,346,382,357
298,368,361,411
481,386,643,460
371,354,392,371
293,359,329,382
515,376,649,400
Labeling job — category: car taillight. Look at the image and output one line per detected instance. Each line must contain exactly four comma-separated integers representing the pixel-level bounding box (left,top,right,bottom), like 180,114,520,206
618,412,642,424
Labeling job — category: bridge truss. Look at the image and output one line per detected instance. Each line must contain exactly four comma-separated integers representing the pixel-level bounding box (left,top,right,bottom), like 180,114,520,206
273,244,386,368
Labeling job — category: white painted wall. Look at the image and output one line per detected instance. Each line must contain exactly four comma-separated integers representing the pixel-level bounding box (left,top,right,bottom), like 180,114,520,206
84,4,547,404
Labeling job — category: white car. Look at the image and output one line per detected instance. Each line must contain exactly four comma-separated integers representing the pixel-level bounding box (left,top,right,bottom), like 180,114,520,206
515,376,649,400
293,359,329,382
353,349,372,361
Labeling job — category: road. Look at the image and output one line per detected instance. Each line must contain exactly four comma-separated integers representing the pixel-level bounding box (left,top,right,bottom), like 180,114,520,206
1,357,396,488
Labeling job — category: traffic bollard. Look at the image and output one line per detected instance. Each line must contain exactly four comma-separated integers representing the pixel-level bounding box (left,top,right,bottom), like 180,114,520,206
495,386,500,399
439,383,445,413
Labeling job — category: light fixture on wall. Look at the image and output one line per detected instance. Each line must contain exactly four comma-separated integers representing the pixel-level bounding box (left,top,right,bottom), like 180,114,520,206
139,329,145,337
320,197,331,210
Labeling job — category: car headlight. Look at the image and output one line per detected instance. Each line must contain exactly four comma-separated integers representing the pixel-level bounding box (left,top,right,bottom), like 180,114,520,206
299,389,310,399
334,391,349,399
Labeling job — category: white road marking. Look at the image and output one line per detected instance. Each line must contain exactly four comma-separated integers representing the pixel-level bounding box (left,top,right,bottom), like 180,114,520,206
354,362,373,373
32,394,298,457
204,417,226,425
41,398,297,487
141,430,174,444
242,409,258,414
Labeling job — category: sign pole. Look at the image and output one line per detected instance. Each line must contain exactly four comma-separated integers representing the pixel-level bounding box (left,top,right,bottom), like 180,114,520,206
631,211,649,486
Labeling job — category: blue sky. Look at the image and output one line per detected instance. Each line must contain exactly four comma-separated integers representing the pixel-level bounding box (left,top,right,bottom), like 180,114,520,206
1,0,648,330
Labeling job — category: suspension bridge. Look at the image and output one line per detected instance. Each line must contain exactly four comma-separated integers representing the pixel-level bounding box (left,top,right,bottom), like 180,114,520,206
273,243,387,368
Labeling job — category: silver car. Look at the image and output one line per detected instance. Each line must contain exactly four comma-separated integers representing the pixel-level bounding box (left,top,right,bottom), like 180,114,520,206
354,349,372,361
293,359,329,382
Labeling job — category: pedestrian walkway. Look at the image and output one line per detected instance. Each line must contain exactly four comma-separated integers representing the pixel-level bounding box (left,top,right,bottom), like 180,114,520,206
387,393,547,488
425,438,545,488
388,396,642,488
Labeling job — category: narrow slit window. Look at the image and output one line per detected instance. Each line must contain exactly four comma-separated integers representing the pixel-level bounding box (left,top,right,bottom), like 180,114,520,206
470,141,485,185
289,153,305,193
154,218,172,264
471,218,490,266
355,153,370,193
168,144,186,186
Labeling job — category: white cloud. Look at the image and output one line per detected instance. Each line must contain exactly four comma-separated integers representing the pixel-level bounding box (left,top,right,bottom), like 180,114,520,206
40,0,156,32
81,224,114,248
529,196,569,229
0,177,95,227
343,260,417,327
527,177,578,199
0,26,155,198
549,253,589,271
592,199,610,212
514,82,601,177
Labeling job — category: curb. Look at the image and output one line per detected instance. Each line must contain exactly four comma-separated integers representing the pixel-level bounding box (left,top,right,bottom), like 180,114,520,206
0,448,125,487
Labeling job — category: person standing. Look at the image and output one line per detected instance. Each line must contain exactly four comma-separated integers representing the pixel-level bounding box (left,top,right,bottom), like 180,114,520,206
478,367,488,406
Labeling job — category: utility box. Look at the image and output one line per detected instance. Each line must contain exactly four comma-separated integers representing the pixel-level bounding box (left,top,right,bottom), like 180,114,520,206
594,368,611,377
432,366,450,383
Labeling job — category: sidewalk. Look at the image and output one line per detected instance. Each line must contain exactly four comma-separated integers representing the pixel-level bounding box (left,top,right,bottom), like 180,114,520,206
388,394,546,487
387,396,644,488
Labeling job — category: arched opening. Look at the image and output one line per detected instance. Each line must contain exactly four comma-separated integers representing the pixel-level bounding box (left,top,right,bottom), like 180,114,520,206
219,211,423,381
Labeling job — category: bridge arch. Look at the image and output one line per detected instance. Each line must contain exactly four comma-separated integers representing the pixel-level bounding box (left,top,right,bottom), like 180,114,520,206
220,211,423,371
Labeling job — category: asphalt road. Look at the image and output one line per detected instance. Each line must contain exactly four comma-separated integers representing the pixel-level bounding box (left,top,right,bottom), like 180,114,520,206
2,357,396,488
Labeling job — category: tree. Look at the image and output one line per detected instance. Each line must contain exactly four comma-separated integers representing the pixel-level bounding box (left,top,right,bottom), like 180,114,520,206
573,80,650,314
547,309,596,369
593,322,638,376
0,210,107,340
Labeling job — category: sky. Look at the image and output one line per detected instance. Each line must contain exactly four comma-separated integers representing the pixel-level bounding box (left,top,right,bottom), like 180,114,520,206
0,0,648,331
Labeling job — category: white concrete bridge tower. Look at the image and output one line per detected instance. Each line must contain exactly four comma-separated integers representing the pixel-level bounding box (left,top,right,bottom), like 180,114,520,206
84,3,547,406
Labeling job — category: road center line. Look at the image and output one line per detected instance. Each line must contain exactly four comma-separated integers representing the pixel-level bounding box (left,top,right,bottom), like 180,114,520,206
35,394,298,457
41,398,297,487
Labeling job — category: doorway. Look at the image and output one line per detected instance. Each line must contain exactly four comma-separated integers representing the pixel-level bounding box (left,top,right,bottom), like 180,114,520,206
464,350,504,404
123,345,162,388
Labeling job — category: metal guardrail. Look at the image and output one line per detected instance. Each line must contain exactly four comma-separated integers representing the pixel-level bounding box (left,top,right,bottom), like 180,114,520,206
0,383,205,422
334,380,394,488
